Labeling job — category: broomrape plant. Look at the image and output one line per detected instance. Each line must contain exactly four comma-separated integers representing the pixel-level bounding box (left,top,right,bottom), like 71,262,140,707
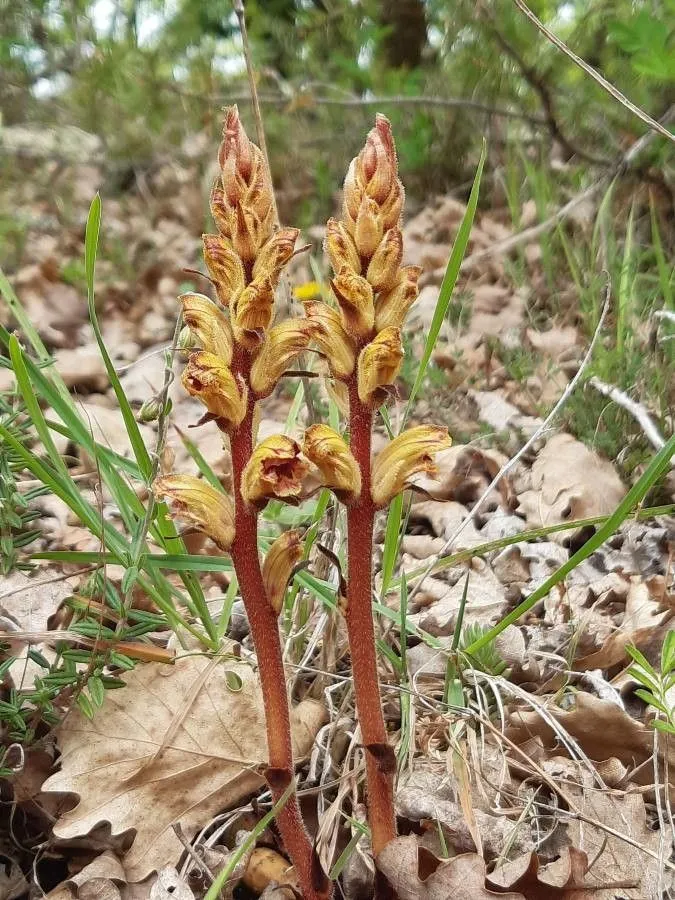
155,109,450,898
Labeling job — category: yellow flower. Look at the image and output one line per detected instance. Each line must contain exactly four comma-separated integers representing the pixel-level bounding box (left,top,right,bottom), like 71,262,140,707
303,300,356,379
252,227,300,284
293,281,322,302
230,277,275,349
374,265,421,332
241,435,310,508
250,319,318,397
262,530,304,614
366,227,403,293
357,327,404,407
179,293,233,364
181,351,247,428
202,234,245,307
153,474,234,551
371,426,452,507
303,424,361,503
331,268,375,339
324,217,361,275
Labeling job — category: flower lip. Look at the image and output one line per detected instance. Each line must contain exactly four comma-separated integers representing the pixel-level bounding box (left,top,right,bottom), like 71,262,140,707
181,351,247,428
241,435,311,508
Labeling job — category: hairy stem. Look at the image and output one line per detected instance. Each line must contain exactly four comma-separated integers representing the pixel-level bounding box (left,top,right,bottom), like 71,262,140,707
346,379,397,857
228,355,329,900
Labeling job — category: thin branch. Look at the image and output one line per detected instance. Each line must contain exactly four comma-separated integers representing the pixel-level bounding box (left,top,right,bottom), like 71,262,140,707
512,0,675,146
589,377,674,465
407,283,611,605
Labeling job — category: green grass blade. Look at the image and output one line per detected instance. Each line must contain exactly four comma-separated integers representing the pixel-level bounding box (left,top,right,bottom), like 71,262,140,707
465,434,675,655
380,492,404,598
405,140,486,415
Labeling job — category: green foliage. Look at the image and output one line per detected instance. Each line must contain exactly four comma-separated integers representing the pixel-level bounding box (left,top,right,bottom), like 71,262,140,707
627,634,675,735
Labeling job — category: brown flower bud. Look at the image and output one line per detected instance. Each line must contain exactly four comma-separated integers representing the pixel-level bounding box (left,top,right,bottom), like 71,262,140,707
303,424,361,503
366,227,403,293
371,426,452,507
231,277,275,349
263,530,304,614
324,217,361,275
249,319,318,397
202,234,245,307
180,292,233,364
374,265,421,332
357,327,404,407
343,115,402,226
182,351,247,428
153,474,235,551
353,197,383,259
331,268,375,339
252,227,299,284
303,300,356,379
241,435,310,508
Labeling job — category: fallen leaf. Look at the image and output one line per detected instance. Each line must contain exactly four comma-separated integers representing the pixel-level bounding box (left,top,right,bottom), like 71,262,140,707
43,655,326,881
377,835,525,900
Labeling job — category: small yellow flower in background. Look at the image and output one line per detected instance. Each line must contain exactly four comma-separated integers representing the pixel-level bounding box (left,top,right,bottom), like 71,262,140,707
182,351,247,427
357,326,404,406
179,293,233,364
202,234,245,307
331,268,375,338
324,218,361,276
230,277,275,348
252,227,300,284
241,435,310,508
293,281,323,302
153,474,235,551
263,530,304,614
303,424,361,503
249,319,318,397
366,227,403,293
370,425,452,508
303,300,355,379
374,265,422,332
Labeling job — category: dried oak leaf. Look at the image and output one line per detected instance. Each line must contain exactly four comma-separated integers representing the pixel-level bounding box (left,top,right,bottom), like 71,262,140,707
377,835,525,900
517,434,625,540
43,655,326,881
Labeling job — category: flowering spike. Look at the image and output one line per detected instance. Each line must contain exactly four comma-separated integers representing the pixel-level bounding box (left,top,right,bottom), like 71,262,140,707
241,435,310,508
331,268,375,339
357,326,404,407
153,474,234,551
303,424,361,503
181,351,247,428
263,530,304,615
371,426,453,508
374,265,422,332
202,234,246,307
303,300,356,379
250,319,318,397
179,293,233,364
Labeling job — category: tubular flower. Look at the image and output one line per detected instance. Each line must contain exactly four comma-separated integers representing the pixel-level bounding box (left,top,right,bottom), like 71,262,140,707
357,327,404,407
374,265,422,332
303,300,356,379
252,227,300,284
353,197,384,259
249,319,318,397
371,426,453,508
210,106,275,262
303,424,361,503
153,474,235,551
241,435,310,508
325,217,361,276
366,227,403,293
262,530,304,615
182,351,247,427
331,268,375,339
179,293,233,364
230,277,275,348
202,234,246,307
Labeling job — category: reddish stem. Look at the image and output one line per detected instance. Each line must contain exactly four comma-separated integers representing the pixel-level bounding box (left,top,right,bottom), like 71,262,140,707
346,378,397,858
228,354,330,900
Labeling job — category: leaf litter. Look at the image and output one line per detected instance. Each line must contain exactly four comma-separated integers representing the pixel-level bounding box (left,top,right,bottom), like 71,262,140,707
1,142,673,898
